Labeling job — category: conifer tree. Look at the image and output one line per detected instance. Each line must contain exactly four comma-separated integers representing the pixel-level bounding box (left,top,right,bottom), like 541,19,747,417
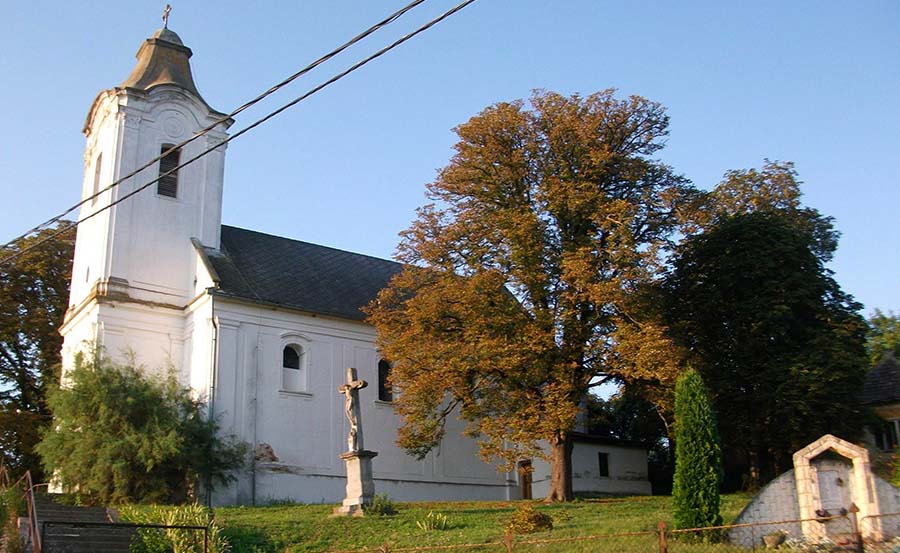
38,354,245,504
672,369,722,529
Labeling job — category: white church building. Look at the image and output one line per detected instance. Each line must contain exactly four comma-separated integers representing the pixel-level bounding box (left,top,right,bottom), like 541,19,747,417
59,24,651,505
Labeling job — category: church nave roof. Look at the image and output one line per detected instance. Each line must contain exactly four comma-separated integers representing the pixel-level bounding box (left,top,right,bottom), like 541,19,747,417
199,225,403,321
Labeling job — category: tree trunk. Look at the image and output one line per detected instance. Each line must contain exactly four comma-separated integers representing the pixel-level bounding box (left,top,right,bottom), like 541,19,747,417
545,433,574,502
747,450,761,491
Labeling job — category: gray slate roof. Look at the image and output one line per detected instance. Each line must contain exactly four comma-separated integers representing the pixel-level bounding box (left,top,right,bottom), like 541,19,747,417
200,225,403,321
861,354,900,406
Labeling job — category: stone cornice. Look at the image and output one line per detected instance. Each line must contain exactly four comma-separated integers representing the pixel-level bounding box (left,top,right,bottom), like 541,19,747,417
60,277,186,335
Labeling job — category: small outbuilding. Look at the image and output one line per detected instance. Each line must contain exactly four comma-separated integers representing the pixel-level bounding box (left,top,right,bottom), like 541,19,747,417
729,434,900,547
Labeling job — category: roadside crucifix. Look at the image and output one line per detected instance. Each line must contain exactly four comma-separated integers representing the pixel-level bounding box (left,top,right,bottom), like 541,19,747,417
334,367,378,516
339,368,367,452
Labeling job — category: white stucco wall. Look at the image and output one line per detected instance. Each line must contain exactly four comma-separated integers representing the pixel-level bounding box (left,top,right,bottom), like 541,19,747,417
206,298,516,506
60,300,185,378
70,87,228,311
529,441,651,498
62,79,230,382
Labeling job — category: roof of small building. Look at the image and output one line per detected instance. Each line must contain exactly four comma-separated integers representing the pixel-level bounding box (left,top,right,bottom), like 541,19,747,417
861,353,900,406
571,432,650,450
199,225,403,321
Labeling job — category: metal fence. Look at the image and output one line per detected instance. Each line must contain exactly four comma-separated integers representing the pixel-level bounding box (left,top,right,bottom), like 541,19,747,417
860,512,900,552
40,520,211,553
327,513,900,553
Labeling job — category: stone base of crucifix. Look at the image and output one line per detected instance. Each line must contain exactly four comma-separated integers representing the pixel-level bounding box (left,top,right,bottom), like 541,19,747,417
333,449,378,516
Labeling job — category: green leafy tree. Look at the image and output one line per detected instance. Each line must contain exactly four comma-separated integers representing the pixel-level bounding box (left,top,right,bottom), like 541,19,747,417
867,309,900,364
586,388,674,493
586,389,667,443
672,369,722,530
894,452,900,488
709,160,838,262
665,212,868,489
37,353,245,505
0,221,74,480
366,89,696,501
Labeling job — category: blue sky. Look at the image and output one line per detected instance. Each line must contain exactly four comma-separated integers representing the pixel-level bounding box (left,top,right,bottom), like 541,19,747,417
2,1,897,314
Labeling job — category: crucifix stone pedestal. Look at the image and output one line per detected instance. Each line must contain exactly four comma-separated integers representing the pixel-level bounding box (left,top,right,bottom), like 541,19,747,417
333,367,379,516
336,449,378,516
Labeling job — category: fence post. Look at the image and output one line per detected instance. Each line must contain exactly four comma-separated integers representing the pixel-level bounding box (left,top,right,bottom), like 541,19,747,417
658,521,668,553
848,503,863,553
503,532,515,553
40,520,47,553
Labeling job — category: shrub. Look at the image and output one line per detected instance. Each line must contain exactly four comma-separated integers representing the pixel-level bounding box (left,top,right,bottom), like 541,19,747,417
119,503,228,553
505,503,552,535
893,451,900,488
363,493,397,516
37,353,246,505
672,369,723,530
0,483,24,553
416,511,450,531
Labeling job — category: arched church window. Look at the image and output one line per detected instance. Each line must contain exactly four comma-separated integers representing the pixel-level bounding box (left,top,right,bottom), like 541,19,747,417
282,344,306,392
377,359,393,402
283,345,301,369
157,144,180,198
91,153,102,206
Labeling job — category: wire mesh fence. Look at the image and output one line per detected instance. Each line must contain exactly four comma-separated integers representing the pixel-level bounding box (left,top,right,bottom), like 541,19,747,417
328,530,661,552
860,512,900,552
326,513,900,553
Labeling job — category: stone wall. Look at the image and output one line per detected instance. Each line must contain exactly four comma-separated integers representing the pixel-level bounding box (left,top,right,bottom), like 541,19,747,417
729,458,900,547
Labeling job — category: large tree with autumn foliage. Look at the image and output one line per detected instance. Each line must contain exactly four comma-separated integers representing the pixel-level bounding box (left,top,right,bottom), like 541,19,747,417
366,90,696,501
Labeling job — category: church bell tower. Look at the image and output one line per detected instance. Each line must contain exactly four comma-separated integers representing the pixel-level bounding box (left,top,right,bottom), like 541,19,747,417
61,20,233,373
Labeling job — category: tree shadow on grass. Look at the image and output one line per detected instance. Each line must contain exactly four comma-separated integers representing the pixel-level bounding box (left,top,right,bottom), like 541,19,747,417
223,526,279,553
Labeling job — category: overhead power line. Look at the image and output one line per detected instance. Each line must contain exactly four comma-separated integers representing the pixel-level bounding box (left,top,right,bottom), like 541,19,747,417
0,0,445,264
2,0,479,267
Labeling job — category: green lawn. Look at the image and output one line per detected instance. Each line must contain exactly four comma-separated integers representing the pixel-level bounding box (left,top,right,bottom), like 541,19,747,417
214,494,752,552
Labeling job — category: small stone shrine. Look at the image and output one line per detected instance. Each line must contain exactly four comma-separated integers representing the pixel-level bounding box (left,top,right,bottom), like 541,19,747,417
333,367,378,516
729,434,900,547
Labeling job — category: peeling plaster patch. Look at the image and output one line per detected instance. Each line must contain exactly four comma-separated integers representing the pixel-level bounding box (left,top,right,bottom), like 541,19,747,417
258,463,306,475
254,442,279,463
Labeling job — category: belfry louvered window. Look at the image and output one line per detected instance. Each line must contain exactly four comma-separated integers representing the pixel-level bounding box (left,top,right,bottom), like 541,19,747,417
157,144,180,198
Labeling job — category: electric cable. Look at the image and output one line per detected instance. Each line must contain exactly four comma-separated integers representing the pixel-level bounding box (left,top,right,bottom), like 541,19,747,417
0,0,431,260
1,0,478,267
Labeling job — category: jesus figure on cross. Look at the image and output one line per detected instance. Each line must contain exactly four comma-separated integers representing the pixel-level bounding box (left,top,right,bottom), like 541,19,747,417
338,367,367,452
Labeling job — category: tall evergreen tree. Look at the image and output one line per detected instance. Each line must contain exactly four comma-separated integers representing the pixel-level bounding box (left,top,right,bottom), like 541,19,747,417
672,369,722,530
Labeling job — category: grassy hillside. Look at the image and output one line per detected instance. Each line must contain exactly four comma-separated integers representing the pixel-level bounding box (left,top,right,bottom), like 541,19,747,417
215,494,752,552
